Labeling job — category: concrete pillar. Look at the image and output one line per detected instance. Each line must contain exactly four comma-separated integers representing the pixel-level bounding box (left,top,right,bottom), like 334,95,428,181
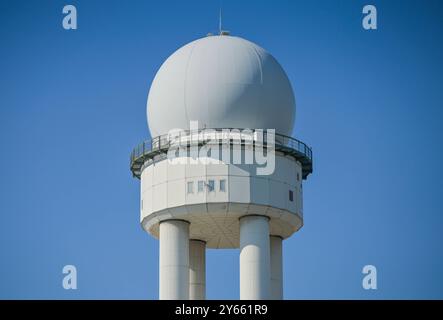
159,220,189,300
189,240,206,300
270,236,283,300
239,215,271,300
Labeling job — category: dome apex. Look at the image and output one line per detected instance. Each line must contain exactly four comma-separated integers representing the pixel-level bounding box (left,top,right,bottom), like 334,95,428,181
147,35,295,137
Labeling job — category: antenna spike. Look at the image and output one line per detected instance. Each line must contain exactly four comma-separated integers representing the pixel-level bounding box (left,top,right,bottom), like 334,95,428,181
219,7,222,35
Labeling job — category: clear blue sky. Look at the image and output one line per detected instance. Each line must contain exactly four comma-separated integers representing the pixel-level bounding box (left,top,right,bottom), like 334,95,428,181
1,0,442,299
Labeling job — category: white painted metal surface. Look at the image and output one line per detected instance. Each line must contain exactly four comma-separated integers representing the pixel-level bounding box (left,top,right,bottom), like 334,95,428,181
134,32,312,300
239,215,271,300
270,236,283,300
189,240,206,300
159,220,190,300
147,35,295,137
140,152,303,248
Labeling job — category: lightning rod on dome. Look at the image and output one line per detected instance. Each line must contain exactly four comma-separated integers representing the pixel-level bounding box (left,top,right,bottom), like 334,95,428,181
219,7,222,35
218,5,230,36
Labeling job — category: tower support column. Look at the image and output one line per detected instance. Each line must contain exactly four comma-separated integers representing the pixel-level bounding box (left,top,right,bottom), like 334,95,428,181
159,220,190,300
239,215,271,300
189,239,206,300
270,235,283,300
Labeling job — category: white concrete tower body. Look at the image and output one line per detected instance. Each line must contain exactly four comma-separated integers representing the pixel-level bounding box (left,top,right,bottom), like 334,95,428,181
130,35,313,300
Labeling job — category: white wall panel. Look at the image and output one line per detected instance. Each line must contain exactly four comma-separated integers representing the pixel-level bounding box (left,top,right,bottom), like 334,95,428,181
168,179,185,208
250,177,269,205
153,160,168,185
153,183,167,212
268,180,286,210
229,176,251,203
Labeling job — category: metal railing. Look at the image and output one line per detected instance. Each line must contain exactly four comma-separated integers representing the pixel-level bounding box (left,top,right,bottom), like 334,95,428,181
130,128,313,179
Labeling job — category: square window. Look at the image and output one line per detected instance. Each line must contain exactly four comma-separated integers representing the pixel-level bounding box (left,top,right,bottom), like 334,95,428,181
220,179,226,192
198,180,204,193
208,180,215,192
289,190,294,202
187,181,194,194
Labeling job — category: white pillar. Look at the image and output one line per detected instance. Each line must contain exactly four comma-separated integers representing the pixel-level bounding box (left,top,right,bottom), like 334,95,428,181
239,215,271,300
159,220,189,300
189,240,206,300
270,236,283,300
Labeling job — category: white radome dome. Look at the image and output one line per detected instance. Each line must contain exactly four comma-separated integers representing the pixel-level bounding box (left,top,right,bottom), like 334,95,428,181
147,35,295,137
